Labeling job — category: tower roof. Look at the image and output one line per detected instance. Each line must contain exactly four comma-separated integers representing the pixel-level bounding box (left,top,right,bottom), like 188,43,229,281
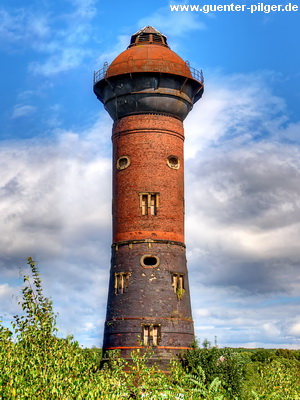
103,26,194,80
129,26,169,48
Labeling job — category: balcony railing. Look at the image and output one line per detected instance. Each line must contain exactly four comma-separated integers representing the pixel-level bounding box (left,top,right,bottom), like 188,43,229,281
93,60,204,85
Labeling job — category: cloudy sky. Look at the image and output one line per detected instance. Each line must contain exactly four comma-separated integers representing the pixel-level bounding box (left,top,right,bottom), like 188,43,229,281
1,0,300,349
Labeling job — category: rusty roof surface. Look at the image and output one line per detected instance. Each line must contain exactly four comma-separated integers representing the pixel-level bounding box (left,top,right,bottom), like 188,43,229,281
94,27,204,85
105,44,193,79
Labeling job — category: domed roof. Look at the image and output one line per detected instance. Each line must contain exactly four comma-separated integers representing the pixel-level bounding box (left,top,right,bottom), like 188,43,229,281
105,26,193,80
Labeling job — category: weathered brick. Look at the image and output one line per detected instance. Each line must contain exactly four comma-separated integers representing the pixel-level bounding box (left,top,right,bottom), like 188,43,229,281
112,114,185,243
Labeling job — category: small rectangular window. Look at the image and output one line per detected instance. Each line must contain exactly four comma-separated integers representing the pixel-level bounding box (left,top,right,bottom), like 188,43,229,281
141,194,148,216
152,325,158,346
172,273,185,299
150,194,157,215
142,324,161,346
143,325,150,346
139,193,159,216
114,272,131,294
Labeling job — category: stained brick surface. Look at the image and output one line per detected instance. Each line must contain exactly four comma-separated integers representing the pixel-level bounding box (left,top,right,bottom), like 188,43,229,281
102,243,194,361
112,114,185,243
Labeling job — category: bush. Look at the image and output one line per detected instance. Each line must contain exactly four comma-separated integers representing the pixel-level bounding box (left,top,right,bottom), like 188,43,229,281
250,348,275,363
183,343,246,398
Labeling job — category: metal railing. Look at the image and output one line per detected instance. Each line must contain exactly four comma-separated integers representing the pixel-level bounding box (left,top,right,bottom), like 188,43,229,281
93,60,204,85
189,66,204,83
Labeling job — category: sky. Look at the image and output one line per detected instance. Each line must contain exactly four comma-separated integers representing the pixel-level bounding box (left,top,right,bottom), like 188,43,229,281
0,0,300,349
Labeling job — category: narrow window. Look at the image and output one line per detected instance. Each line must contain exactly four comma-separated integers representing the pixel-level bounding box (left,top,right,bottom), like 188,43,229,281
114,272,131,294
152,325,158,346
142,324,161,346
141,194,148,216
139,192,159,216
150,194,157,215
143,325,150,346
172,273,185,299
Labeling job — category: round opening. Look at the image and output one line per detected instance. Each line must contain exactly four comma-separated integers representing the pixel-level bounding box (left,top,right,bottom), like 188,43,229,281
140,255,160,268
116,156,130,170
167,155,180,170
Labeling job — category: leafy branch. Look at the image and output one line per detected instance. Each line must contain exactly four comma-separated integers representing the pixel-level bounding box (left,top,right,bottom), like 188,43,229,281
12,257,57,341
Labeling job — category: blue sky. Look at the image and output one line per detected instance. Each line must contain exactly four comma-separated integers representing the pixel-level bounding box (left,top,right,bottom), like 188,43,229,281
1,0,300,349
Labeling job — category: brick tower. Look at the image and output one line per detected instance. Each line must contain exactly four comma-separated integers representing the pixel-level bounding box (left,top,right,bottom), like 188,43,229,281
94,26,204,367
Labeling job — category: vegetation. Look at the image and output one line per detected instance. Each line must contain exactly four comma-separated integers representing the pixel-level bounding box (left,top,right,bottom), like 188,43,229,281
1,258,300,399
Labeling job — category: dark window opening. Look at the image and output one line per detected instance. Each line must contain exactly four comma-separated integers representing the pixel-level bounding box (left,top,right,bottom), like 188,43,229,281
138,33,149,43
139,192,159,215
167,155,180,170
141,194,148,216
116,156,130,170
152,34,163,43
114,272,131,294
142,324,161,346
172,273,185,299
140,255,160,268
144,256,157,266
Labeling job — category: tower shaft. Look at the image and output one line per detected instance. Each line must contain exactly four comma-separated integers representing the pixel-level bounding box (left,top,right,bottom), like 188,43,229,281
103,114,193,364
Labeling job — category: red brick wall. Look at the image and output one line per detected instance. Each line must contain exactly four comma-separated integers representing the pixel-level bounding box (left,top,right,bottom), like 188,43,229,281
112,114,185,243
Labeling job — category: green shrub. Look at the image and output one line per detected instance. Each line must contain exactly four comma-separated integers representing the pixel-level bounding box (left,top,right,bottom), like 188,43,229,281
183,344,246,398
275,348,297,360
250,349,275,363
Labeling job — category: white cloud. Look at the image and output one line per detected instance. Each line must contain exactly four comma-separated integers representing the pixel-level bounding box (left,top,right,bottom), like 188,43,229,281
0,8,24,43
0,283,21,322
185,72,287,158
289,321,300,336
70,0,97,19
30,47,91,75
0,131,111,261
0,8,50,45
262,322,282,339
192,283,300,348
0,2,99,76
27,15,50,38
11,104,37,119
83,322,96,331
195,308,211,318
0,283,16,301
185,135,300,295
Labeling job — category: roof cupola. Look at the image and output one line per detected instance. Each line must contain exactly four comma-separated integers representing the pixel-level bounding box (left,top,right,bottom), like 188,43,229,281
128,26,169,48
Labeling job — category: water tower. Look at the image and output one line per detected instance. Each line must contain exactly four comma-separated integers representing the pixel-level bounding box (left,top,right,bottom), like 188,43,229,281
94,26,204,368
